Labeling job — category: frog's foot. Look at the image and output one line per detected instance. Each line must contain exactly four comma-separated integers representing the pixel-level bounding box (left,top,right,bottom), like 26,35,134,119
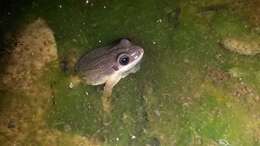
68,75,81,88
102,107,113,126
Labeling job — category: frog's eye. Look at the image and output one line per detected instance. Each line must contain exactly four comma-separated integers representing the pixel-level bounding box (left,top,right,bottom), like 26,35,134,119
117,54,130,65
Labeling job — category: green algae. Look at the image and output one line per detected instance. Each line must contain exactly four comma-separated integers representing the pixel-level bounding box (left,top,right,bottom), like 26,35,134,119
0,0,260,145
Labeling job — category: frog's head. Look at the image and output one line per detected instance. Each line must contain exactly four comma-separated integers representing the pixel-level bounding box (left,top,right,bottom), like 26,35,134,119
112,39,144,73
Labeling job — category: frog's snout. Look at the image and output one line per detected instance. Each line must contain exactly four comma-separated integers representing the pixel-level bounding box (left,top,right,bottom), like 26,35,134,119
139,47,144,54
137,47,144,58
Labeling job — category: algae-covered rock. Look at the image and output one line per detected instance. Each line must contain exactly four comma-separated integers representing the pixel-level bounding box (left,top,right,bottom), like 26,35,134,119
1,18,57,95
221,37,260,55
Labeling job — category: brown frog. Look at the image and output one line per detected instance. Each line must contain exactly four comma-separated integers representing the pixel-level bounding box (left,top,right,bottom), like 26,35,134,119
76,38,144,112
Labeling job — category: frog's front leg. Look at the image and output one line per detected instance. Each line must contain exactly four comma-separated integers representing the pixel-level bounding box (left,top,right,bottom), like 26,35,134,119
102,75,121,113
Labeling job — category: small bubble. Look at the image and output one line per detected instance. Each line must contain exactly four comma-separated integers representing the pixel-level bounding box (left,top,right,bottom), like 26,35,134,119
98,40,102,43
131,135,136,139
103,5,107,8
156,18,162,23
69,82,74,88
116,137,120,141
152,41,157,45
58,4,62,8
85,0,89,4
85,91,89,96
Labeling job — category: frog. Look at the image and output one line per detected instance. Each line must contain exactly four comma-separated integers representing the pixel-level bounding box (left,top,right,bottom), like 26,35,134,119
75,38,144,112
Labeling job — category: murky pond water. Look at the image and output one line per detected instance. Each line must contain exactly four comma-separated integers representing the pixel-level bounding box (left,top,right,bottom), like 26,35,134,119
0,0,260,145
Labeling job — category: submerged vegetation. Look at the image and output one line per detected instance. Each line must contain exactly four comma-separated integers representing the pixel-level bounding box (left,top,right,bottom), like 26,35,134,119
0,0,259,145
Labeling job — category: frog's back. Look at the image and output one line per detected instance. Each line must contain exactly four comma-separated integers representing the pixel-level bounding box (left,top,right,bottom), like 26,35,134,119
76,46,117,85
